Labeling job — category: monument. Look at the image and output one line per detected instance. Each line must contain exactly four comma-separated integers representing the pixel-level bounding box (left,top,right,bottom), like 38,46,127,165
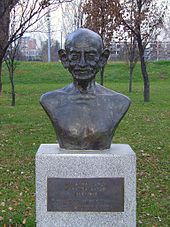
36,28,136,227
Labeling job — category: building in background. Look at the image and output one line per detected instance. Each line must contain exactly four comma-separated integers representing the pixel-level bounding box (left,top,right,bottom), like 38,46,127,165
109,41,170,61
18,37,41,61
109,42,126,61
145,42,170,61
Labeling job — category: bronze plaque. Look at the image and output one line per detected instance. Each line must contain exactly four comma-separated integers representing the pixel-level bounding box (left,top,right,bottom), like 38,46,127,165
47,177,124,212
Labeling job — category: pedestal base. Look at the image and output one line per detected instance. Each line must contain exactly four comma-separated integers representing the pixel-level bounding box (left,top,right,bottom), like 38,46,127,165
36,144,136,227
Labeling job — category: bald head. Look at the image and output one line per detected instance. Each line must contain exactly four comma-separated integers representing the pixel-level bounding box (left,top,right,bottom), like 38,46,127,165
65,28,104,53
59,28,110,81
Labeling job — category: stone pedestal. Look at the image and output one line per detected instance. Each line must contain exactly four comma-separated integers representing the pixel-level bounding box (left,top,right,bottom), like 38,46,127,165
36,144,136,227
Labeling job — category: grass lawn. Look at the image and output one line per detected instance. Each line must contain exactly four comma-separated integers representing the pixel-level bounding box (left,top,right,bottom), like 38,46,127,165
0,61,170,226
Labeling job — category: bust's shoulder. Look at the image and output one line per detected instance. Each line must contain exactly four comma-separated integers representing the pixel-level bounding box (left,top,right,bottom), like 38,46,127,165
40,84,73,106
40,89,61,102
96,83,131,105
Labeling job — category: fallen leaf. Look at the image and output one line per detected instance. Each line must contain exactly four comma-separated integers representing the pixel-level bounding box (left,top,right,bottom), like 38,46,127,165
22,218,27,224
0,216,3,221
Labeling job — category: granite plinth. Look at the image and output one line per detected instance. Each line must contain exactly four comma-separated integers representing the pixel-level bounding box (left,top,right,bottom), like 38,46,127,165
36,144,136,227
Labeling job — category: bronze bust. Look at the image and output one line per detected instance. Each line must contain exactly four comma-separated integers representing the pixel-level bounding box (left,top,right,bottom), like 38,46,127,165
40,28,131,150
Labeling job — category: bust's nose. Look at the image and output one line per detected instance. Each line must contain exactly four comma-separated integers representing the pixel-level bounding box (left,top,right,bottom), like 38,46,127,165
78,52,86,67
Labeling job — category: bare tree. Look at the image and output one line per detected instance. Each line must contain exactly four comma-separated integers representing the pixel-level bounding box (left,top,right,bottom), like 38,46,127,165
115,0,168,102
115,28,139,93
114,0,139,93
61,0,84,37
4,42,20,106
0,0,72,94
0,1,16,94
4,6,23,106
126,36,138,93
82,0,167,101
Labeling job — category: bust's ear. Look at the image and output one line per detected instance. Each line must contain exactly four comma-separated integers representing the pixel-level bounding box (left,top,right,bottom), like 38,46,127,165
99,49,110,67
58,49,69,68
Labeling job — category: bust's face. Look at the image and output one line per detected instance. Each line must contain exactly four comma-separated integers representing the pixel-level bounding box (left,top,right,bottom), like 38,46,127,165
66,33,102,81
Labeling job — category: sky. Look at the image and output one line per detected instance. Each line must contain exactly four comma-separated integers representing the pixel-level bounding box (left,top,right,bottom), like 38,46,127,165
27,0,170,47
24,4,63,48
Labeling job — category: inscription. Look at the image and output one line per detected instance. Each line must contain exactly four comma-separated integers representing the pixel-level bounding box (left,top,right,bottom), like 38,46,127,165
47,178,124,212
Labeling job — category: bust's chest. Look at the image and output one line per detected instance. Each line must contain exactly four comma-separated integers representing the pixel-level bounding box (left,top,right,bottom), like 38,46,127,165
52,96,118,136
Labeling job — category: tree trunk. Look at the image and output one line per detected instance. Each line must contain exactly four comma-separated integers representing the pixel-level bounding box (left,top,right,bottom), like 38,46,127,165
0,5,10,94
9,68,15,106
0,60,2,94
11,76,15,106
140,56,150,102
100,66,105,85
137,37,150,102
129,62,134,93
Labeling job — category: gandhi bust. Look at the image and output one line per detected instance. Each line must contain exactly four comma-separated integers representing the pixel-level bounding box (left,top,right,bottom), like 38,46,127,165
40,28,131,150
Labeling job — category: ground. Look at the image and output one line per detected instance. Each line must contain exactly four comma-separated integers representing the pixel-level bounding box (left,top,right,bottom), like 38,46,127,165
0,61,169,226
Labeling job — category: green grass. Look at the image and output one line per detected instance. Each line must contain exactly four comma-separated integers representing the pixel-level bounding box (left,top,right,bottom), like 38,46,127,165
0,61,170,226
